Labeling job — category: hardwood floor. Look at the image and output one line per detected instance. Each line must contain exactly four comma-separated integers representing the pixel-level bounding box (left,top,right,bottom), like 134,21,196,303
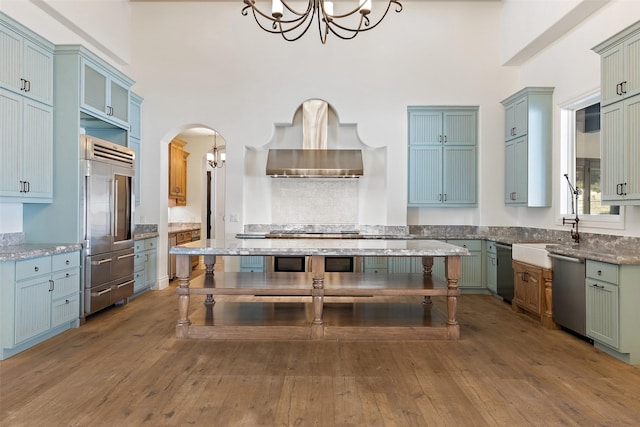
1,283,640,426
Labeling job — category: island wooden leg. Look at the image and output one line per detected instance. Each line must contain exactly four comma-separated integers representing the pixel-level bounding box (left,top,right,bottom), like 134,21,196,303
311,255,325,339
422,256,434,305
203,255,216,306
541,269,557,329
176,254,192,339
445,255,461,340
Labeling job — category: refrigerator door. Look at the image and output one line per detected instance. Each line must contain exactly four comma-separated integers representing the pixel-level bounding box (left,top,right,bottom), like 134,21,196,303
112,168,133,252
86,161,112,256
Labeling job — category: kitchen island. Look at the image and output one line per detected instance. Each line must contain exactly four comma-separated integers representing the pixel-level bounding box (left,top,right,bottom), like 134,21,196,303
170,239,469,341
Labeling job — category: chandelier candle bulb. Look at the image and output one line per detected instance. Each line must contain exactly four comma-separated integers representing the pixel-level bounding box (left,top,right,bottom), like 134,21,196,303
359,0,371,14
272,0,283,18
324,1,334,17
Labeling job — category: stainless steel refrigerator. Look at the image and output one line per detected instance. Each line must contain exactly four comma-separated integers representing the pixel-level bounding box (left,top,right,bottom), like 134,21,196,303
82,135,135,316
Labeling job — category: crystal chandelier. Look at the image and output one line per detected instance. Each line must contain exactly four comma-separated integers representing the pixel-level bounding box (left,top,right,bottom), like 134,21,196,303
241,0,403,44
207,133,225,169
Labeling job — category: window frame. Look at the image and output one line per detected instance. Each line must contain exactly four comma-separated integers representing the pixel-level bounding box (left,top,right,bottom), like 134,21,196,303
559,91,624,230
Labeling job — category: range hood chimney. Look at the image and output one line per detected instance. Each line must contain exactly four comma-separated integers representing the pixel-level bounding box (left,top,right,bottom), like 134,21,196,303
266,100,364,178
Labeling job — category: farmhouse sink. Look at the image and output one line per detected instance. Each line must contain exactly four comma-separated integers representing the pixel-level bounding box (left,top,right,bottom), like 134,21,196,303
512,243,553,269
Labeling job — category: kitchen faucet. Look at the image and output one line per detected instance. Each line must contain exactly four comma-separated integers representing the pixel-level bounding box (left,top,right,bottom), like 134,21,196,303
562,174,581,244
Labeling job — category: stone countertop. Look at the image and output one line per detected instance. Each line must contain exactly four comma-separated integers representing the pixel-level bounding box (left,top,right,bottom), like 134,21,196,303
135,232,160,240
168,224,201,234
170,238,470,257
0,243,83,262
545,244,640,265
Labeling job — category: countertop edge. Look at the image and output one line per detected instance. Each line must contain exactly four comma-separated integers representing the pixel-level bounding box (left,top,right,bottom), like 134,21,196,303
0,243,83,262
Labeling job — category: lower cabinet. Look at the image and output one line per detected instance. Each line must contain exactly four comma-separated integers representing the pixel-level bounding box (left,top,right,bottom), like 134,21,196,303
512,260,554,328
133,238,157,295
1,250,80,360
240,256,265,272
364,239,487,291
586,260,640,364
486,241,497,294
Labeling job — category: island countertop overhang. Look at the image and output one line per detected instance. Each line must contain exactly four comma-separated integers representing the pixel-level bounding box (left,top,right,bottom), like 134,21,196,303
169,238,470,257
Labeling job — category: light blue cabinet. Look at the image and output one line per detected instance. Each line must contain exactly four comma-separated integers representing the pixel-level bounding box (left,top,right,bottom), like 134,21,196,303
585,260,640,364
408,107,478,207
129,92,143,205
431,239,484,290
1,251,80,360
240,256,265,272
0,13,54,203
501,87,553,207
485,241,497,294
133,238,157,295
364,257,389,273
81,57,130,127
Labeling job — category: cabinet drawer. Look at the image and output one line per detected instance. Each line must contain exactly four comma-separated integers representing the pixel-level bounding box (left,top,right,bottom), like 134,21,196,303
134,240,145,252
448,239,482,252
52,294,79,327
51,268,80,298
134,251,146,268
144,238,157,250
16,256,52,281
586,260,618,284
486,241,497,254
52,252,80,271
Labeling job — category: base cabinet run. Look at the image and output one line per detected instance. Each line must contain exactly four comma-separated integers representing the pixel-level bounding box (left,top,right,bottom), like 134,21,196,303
0,250,81,360
586,260,640,365
133,238,158,295
512,260,555,329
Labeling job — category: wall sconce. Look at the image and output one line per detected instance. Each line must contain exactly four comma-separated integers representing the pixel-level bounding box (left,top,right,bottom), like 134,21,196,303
207,133,225,169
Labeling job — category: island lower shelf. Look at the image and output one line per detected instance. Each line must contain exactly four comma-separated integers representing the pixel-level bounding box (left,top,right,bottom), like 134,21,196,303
175,271,460,341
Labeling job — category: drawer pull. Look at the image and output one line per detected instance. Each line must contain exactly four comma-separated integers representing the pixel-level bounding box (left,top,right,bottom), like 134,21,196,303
34,266,39,272
65,260,70,265
117,253,135,260
597,270,602,276
94,288,111,297
93,258,112,265
117,280,135,289
66,273,70,277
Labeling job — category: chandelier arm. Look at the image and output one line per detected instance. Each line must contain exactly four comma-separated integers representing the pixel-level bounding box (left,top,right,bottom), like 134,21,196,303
276,7,317,41
244,2,310,26
328,0,400,35
280,0,314,18
248,7,315,36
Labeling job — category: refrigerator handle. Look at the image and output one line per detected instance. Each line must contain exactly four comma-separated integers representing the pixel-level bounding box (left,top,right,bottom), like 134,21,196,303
109,179,115,237
113,178,119,238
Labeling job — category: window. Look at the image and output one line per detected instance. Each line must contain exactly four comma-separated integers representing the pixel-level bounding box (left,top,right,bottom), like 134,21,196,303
560,93,622,229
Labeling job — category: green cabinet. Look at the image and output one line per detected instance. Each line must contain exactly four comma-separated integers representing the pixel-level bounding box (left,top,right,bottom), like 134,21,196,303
486,241,497,294
0,13,53,203
432,239,484,289
600,89,640,205
593,21,640,108
363,257,389,273
593,21,640,206
408,106,478,207
133,238,158,295
501,87,554,207
1,251,80,360
585,260,640,364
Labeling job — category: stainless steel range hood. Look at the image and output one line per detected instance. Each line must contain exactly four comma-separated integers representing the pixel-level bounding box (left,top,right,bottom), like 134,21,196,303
266,149,363,178
266,99,363,178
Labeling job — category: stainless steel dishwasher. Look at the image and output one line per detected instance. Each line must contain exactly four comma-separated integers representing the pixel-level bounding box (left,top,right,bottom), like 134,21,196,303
550,253,586,336
496,243,514,302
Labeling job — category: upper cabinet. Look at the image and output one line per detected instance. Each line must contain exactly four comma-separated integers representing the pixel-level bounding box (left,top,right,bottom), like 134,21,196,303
0,13,54,203
0,14,53,106
169,138,189,206
501,87,554,207
81,58,130,127
594,22,640,206
593,21,640,108
129,92,143,206
408,106,478,207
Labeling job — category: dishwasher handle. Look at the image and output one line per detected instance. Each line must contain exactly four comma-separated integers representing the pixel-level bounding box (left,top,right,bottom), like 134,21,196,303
495,243,512,250
548,253,585,264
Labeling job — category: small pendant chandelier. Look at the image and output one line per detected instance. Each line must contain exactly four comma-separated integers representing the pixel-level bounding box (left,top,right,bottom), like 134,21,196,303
242,0,403,44
207,132,225,169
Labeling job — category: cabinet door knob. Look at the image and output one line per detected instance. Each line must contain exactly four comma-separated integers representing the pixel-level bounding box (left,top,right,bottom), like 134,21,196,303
34,266,39,272
597,270,602,276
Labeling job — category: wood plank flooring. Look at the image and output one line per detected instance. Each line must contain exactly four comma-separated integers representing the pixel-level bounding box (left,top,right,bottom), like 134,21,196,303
2,280,640,426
